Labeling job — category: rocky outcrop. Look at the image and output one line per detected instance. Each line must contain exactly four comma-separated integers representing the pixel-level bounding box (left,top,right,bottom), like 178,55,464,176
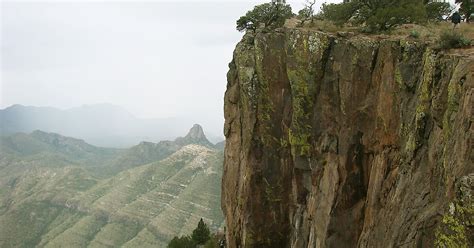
176,124,214,148
222,29,473,247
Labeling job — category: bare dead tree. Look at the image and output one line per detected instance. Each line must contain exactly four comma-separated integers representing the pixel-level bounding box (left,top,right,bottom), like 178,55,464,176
299,0,317,25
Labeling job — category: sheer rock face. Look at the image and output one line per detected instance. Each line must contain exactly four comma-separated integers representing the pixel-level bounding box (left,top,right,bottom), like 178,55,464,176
222,29,473,248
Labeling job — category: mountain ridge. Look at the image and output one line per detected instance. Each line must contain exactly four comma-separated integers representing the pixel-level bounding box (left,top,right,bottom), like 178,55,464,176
0,104,224,147
0,125,224,247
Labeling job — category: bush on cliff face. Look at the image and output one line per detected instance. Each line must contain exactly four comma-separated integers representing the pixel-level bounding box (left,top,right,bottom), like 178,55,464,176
236,2,293,32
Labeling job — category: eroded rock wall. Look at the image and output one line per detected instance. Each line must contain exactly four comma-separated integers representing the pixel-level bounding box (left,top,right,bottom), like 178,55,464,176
222,29,473,248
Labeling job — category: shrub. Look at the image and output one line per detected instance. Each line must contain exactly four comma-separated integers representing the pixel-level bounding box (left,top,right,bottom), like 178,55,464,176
203,234,220,248
425,2,453,21
236,2,293,32
409,30,420,39
297,0,317,25
319,0,453,32
167,236,195,248
297,7,312,20
168,218,212,248
364,1,427,31
438,31,472,49
320,1,358,26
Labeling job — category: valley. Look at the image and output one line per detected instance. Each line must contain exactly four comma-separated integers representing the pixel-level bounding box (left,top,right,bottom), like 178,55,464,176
0,125,224,247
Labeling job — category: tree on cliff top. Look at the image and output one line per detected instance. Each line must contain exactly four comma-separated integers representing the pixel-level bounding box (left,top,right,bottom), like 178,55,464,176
320,0,453,31
297,0,317,25
236,2,293,32
364,0,427,31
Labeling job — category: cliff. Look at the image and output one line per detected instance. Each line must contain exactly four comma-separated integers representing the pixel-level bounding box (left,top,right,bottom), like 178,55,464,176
222,29,473,247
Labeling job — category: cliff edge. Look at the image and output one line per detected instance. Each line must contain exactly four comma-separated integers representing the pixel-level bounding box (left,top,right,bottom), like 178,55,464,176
222,29,473,247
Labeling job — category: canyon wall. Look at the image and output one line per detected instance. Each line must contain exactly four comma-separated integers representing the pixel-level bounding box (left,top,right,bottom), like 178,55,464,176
222,29,473,247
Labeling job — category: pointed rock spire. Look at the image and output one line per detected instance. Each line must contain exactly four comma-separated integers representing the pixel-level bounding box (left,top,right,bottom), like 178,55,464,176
175,124,213,148
185,124,206,140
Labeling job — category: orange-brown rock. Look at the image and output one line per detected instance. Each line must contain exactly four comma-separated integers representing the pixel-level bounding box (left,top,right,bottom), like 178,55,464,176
222,29,473,247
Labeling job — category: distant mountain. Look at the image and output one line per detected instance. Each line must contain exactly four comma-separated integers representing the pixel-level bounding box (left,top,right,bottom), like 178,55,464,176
0,104,224,147
214,140,225,151
0,130,121,173
3,130,119,160
175,124,214,148
0,126,224,247
105,124,215,175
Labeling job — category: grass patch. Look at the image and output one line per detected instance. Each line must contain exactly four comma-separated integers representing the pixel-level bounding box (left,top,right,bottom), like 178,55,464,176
290,19,474,51
437,31,472,49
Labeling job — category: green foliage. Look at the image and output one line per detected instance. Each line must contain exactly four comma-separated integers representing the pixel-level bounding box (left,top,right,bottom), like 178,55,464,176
319,0,455,31
168,219,213,247
365,1,427,31
167,236,195,248
437,31,472,49
1,130,224,247
203,234,220,248
297,7,311,20
320,1,358,26
236,3,293,32
297,0,317,25
409,30,420,38
425,2,453,21
192,218,211,245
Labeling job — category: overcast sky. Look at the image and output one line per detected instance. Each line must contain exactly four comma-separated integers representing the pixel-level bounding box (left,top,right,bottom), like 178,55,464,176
11,0,464,134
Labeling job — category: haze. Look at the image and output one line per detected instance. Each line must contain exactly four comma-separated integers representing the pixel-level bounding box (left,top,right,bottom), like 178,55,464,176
1,0,342,140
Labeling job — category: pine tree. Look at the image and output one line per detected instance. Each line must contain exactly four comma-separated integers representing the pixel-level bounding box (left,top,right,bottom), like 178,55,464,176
191,218,211,245
167,236,195,248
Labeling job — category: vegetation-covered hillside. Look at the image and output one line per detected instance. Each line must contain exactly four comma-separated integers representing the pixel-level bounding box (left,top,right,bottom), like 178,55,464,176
0,125,224,247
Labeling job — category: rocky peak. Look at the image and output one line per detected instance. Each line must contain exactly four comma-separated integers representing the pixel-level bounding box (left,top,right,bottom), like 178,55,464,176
185,124,206,140
175,124,214,148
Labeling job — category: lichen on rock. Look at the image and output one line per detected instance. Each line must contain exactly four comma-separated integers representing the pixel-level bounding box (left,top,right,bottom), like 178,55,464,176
222,28,473,248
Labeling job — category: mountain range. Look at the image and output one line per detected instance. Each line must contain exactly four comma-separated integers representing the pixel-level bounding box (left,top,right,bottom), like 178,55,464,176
0,124,224,247
0,104,224,147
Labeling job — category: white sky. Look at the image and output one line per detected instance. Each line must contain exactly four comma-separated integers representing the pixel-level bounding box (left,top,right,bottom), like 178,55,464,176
1,1,343,129
2,0,456,132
